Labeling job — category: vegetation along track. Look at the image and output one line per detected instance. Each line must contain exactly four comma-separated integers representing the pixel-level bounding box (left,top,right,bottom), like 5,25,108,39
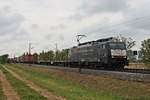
23,64,150,82
0,64,47,100
2,65,65,100
28,63,150,74
6,64,133,100
0,74,6,100
0,66,19,100
6,64,150,99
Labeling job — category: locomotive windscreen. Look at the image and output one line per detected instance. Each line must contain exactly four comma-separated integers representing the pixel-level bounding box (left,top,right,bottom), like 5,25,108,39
109,42,126,50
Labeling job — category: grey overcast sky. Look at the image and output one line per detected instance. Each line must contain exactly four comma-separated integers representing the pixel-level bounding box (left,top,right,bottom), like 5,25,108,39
0,0,150,57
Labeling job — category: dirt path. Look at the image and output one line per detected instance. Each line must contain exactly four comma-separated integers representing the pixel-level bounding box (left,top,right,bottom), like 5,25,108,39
2,65,65,100
0,69,20,100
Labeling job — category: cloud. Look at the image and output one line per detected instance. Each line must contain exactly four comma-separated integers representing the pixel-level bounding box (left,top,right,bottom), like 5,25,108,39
30,24,39,29
80,0,127,14
0,6,31,56
45,33,64,42
10,29,30,41
49,24,66,31
0,6,25,36
58,34,65,41
123,1,150,31
69,0,128,20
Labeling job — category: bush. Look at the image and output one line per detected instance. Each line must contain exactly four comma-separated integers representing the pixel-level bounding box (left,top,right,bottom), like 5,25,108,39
141,39,150,66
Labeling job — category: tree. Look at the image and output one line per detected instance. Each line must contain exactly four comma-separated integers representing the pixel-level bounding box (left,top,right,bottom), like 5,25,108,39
55,50,61,61
0,54,9,64
47,50,54,61
39,50,45,61
141,38,150,66
38,50,55,62
115,36,136,50
61,49,69,61
54,49,69,61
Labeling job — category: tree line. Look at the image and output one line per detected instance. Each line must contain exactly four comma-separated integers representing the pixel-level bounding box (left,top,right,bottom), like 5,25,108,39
30,49,69,62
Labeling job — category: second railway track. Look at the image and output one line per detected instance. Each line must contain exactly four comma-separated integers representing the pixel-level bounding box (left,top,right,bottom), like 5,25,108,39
19,63,150,83
122,68,150,74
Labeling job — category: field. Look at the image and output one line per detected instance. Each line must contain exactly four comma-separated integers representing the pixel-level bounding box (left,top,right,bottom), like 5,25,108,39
0,64,150,100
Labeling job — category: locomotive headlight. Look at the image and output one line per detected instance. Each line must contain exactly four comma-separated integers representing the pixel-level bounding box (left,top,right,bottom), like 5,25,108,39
111,49,127,58
121,50,127,56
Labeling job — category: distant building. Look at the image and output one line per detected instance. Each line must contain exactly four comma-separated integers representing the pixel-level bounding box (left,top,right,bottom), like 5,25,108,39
127,50,142,62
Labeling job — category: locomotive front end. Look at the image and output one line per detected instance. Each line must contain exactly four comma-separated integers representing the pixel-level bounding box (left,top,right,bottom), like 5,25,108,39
109,42,128,68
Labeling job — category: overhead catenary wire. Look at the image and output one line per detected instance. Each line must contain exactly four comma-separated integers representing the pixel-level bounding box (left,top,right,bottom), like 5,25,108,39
84,14,150,37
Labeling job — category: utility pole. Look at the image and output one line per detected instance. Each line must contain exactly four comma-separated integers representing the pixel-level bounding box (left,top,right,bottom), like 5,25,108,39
14,54,16,58
29,42,31,55
55,43,58,52
55,43,58,61
29,42,34,55
14,54,16,63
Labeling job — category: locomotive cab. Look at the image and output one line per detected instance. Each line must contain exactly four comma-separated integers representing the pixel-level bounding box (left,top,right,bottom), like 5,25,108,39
108,42,128,68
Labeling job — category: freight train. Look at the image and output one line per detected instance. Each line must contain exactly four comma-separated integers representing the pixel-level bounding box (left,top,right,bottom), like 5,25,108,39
12,37,129,69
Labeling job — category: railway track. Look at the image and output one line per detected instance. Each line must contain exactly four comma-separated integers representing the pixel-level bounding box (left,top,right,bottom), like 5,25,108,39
87,67,150,74
20,63,150,74
123,68,150,74
19,63,150,83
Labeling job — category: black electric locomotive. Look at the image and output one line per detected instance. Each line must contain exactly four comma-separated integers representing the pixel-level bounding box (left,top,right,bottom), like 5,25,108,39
68,37,128,69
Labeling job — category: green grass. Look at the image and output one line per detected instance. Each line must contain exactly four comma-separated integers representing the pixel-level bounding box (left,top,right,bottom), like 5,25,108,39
0,65,47,100
0,81,6,100
6,64,127,100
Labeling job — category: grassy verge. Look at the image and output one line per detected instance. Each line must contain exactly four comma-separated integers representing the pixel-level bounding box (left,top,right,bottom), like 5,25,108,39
0,65,47,100
29,64,150,99
0,81,6,100
6,64,126,100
